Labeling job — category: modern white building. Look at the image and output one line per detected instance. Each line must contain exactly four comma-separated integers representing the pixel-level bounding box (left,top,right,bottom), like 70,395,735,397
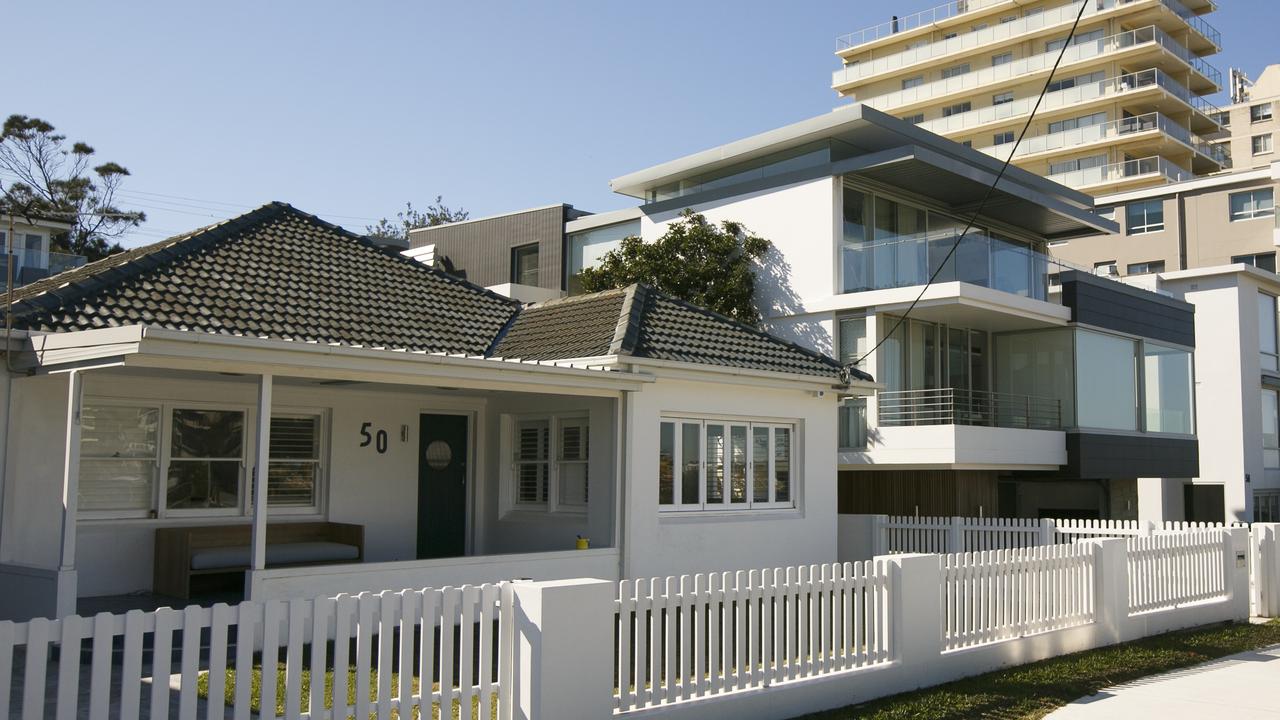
829,0,1227,193
0,213,86,289
1206,64,1280,171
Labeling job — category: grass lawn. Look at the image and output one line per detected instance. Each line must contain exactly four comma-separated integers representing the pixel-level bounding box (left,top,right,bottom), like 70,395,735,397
794,619,1280,720
195,667,497,719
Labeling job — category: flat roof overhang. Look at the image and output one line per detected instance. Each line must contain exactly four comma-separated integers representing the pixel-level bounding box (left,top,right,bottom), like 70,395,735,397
609,105,1115,240
836,146,1119,240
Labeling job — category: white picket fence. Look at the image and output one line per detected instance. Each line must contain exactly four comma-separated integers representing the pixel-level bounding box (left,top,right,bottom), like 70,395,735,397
876,515,1241,556
941,543,1096,650
614,563,891,712
1127,531,1231,615
0,585,510,720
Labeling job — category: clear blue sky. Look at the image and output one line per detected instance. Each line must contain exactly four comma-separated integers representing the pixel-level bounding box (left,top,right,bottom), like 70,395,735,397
5,0,1277,247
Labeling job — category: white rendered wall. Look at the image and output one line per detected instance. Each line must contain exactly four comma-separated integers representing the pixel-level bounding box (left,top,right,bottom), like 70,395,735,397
0,373,72,568
843,425,1067,469
622,376,840,579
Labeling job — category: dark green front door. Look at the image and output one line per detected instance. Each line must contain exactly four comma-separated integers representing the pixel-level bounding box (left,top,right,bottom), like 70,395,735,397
417,414,468,559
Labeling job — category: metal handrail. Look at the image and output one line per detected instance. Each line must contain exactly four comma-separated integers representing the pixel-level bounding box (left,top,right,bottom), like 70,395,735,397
878,388,1063,430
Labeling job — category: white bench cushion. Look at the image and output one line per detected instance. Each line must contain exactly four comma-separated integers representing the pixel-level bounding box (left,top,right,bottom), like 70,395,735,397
190,541,360,570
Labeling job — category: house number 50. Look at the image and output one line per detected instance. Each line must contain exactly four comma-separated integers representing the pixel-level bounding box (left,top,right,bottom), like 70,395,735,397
360,422,389,454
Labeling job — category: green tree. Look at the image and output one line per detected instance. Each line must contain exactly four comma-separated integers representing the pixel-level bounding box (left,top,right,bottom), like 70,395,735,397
366,197,469,245
577,210,770,325
0,115,144,260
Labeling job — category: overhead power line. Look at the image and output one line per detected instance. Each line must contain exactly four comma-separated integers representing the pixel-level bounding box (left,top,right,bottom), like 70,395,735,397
853,0,1091,368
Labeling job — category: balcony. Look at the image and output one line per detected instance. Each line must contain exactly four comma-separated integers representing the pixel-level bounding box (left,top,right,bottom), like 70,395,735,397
841,231,1080,302
878,388,1063,430
847,26,1219,111
1045,154,1192,191
916,68,1222,137
2,249,86,289
835,0,1219,58
976,112,1227,169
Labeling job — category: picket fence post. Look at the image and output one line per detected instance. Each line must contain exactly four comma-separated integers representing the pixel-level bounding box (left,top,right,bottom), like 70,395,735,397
1088,537,1129,644
1227,527,1252,618
1255,524,1280,618
948,517,964,554
876,553,943,685
871,514,889,557
510,578,615,720
1039,518,1056,546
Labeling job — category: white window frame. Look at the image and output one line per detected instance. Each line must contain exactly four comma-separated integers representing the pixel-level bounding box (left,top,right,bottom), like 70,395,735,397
78,398,330,521
1126,199,1164,234
1252,134,1273,156
266,408,329,515
991,52,1013,66
992,91,1014,105
504,412,590,515
1229,188,1275,222
901,75,924,90
1251,103,1273,123
657,415,799,513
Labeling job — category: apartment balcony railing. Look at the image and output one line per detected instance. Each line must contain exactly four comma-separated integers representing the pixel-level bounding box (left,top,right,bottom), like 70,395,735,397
840,230,1082,302
849,26,1218,111
2,249,86,288
916,68,1221,136
877,388,1063,430
1045,154,1192,189
976,111,1227,166
835,0,1219,55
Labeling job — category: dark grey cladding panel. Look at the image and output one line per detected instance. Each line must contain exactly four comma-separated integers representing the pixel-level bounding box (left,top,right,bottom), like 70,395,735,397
1065,432,1199,479
1059,270,1194,347
408,205,569,290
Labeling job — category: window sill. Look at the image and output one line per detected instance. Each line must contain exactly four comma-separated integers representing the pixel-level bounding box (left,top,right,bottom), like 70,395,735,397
499,508,589,522
78,511,325,525
659,507,802,523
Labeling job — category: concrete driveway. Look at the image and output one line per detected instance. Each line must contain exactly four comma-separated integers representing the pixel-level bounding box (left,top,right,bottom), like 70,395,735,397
1047,643,1280,719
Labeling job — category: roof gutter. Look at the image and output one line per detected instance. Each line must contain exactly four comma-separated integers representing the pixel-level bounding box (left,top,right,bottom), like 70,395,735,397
553,353,881,394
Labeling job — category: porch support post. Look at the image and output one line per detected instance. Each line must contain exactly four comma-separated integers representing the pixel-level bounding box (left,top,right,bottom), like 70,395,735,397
58,370,84,572
250,373,273,571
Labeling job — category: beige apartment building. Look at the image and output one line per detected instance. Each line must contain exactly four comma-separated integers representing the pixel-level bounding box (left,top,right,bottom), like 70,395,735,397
1206,65,1280,171
831,0,1226,194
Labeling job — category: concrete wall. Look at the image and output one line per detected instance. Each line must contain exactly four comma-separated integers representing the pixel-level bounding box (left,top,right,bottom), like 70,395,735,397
623,376,840,579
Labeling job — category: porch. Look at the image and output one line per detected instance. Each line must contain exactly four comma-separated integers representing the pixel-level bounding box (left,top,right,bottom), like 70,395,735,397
0,326,646,621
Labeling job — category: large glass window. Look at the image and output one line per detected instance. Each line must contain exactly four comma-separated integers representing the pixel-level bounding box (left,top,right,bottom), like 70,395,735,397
838,316,869,369
1074,330,1137,431
79,405,160,515
658,417,796,511
167,409,245,511
1263,390,1280,470
565,220,639,294
268,414,322,508
993,328,1075,428
1234,253,1277,272
1260,293,1278,372
1126,199,1164,234
1229,189,1274,222
1143,343,1194,434
510,244,539,286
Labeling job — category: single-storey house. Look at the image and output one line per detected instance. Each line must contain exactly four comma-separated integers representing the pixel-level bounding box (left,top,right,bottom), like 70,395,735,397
0,202,874,620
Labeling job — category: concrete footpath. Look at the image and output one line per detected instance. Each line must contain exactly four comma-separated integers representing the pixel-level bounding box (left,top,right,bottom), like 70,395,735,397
1047,643,1280,719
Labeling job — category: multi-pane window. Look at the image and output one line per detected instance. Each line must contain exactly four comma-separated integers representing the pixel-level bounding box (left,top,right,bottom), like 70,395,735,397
992,91,1014,105
1253,134,1273,156
1251,103,1273,123
902,113,925,125
993,131,1015,145
79,405,160,515
941,63,970,79
1234,252,1277,272
1210,111,1230,128
511,414,589,512
1256,491,1280,522
942,102,972,118
268,414,323,508
1126,199,1164,234
658,417,796,511
901,75,924,90
1126,260,1164,275
1229,189,1275,221
510,244,539,286
1048,112,1106,135
1263,389,1280,470
991,52,1013,66
1047,70,1103,94
167,409,245,511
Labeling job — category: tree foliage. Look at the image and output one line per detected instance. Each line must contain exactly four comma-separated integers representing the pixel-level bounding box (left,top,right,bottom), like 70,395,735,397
0,115,143,260
366,197,469,245
576,210,770,325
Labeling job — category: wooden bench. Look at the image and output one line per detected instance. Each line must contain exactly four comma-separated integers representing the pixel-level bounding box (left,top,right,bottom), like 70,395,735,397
154,522,364,599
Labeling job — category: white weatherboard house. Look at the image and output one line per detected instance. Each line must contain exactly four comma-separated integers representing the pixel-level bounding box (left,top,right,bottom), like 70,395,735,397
0,202,874,621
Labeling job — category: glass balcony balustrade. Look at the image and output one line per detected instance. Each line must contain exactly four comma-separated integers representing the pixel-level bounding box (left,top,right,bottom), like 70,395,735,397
976,111,1227,166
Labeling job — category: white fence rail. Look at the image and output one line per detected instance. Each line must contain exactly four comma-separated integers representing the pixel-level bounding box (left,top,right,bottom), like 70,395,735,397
1128,531,1231,615
942,543,1096,651
615,562,891,712
0,585,509,720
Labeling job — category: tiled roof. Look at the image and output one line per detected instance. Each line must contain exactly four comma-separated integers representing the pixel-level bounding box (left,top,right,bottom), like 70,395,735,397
14,204,866,384
494,285,866,381
11,202,520,356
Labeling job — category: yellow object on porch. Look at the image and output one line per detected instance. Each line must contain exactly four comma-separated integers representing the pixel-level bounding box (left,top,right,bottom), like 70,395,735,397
576,536,590,550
